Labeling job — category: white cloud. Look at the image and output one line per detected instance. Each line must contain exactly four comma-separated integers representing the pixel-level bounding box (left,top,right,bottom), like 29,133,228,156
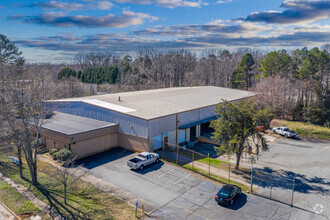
10,10,158,28
96,1,114,10
113,0,204,8
215,0,232,4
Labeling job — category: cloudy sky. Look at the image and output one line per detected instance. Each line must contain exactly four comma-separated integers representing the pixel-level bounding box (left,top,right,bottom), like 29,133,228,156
1,0,329,63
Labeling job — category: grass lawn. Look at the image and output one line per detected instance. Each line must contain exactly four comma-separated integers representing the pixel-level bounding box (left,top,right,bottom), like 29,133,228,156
163,158,250,193
0,154,142,220
178,150,249,173
0,180,50,220
271,119,330,140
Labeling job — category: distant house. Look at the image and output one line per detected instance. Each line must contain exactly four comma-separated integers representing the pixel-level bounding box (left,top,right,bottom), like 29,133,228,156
42,86,254,159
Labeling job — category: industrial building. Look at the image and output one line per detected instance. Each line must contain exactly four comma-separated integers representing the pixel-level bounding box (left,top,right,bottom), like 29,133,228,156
42,86,254,159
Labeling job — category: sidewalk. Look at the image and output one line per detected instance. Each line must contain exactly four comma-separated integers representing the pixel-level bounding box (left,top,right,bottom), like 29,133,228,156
0,202,15,220
162,150,250,187
0,172,62,220
38,154,158,213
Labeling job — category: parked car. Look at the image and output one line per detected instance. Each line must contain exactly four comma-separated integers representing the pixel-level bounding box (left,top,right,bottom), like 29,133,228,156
272,127,297,138
215,184,241,206
127,152,160,170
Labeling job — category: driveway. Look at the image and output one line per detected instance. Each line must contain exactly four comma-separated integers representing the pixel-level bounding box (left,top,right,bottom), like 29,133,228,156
242,137,330,218
78,147,326,219
256,138,330,178
78,148,202,210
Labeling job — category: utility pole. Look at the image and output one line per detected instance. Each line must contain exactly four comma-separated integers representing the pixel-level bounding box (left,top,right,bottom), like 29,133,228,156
250,165,253,193
176,114,179,164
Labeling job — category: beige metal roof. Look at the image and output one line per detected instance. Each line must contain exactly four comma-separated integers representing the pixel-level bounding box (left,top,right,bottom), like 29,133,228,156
50,86,254,120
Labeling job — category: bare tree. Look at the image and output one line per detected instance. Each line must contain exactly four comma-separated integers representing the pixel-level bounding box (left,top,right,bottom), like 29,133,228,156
251,76,296,119
74,52,117,70
0,65,54,185
50,157,87,205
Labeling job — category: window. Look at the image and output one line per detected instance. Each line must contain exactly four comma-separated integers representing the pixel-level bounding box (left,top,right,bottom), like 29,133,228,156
230,191,235,197
149,154,154,158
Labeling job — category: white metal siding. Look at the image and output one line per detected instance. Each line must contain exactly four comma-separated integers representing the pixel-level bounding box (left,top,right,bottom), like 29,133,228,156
199,106,216,119
48,102,148,138
178,110,199,127
152,134,162,150
168,130,176,147
178,129,185,143
148,115,176,137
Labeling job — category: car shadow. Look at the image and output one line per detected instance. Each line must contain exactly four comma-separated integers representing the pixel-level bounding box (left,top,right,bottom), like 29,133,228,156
291,136,302,141
132,161,164,174
217,193,247,210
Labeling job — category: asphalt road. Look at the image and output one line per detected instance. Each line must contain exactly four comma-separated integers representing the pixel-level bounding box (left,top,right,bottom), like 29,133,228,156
78,147,327,220
242,137,330,219
255,137,330,178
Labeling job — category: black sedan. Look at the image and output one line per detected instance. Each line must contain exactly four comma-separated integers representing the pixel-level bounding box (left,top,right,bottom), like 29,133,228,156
215,184,241,206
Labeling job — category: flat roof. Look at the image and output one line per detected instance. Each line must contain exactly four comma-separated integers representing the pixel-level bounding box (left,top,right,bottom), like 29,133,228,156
49,86,254,120
42,112,117,135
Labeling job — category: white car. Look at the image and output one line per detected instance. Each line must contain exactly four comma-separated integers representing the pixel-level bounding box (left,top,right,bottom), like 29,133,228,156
127,152,160,170
272,127,297,138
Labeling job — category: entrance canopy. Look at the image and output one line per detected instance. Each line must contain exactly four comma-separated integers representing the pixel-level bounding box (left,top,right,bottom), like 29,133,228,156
178,116,219,130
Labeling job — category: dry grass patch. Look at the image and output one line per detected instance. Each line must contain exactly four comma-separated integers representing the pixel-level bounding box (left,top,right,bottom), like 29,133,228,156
271,119,330,140
0,154,143,220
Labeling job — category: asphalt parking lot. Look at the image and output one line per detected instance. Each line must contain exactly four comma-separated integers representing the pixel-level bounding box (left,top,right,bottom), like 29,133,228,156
241,137,330,219
78,148,202,210
78,147,326,219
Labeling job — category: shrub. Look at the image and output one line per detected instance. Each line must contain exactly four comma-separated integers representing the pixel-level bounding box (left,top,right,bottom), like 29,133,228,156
324,121,330,128
53,148,72,162
49,148,58,156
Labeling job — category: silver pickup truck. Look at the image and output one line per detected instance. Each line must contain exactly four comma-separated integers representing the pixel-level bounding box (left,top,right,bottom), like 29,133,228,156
127,152,160,170
272,127,297,138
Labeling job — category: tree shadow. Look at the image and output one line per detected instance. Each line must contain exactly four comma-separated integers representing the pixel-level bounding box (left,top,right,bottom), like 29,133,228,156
252,167,330,194
36,184,91,220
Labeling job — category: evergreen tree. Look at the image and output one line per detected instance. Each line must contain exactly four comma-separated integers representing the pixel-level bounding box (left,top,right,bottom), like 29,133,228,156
231,53,254,90
57,67,76,79
258,50,292,78
211,100,269,169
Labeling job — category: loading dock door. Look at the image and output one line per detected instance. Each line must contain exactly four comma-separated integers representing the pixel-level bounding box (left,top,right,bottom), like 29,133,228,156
201,122,213,136
190,126,196,141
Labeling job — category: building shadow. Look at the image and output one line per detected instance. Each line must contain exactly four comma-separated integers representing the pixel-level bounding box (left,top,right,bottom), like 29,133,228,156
193,142,219,158
76,147,134,170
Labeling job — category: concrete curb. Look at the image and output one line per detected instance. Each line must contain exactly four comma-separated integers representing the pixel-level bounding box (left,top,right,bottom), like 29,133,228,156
0,201,20,220
38,154,156,215
0,172,62,220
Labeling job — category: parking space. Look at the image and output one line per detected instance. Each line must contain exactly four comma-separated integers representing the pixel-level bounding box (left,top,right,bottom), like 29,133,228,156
78,148,202,209
78,147,327,220
150,190,325,220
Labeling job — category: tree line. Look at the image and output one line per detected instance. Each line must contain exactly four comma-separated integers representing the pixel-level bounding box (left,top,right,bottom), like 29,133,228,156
58,46,329,126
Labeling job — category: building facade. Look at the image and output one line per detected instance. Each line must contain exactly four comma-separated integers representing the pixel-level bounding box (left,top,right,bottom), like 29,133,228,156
43,86,254,158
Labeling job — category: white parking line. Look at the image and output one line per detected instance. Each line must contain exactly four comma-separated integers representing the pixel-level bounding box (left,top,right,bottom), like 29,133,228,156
158,168,176,178
174,174,191,184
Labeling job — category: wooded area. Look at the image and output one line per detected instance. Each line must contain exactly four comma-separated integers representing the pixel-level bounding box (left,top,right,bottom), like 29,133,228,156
57,46,329,126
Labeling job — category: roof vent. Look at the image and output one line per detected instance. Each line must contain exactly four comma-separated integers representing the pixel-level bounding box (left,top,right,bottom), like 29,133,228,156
118,96,121,101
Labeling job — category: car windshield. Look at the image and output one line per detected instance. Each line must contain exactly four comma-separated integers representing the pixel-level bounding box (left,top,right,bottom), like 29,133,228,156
217,186,232,198
283,128,289,131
